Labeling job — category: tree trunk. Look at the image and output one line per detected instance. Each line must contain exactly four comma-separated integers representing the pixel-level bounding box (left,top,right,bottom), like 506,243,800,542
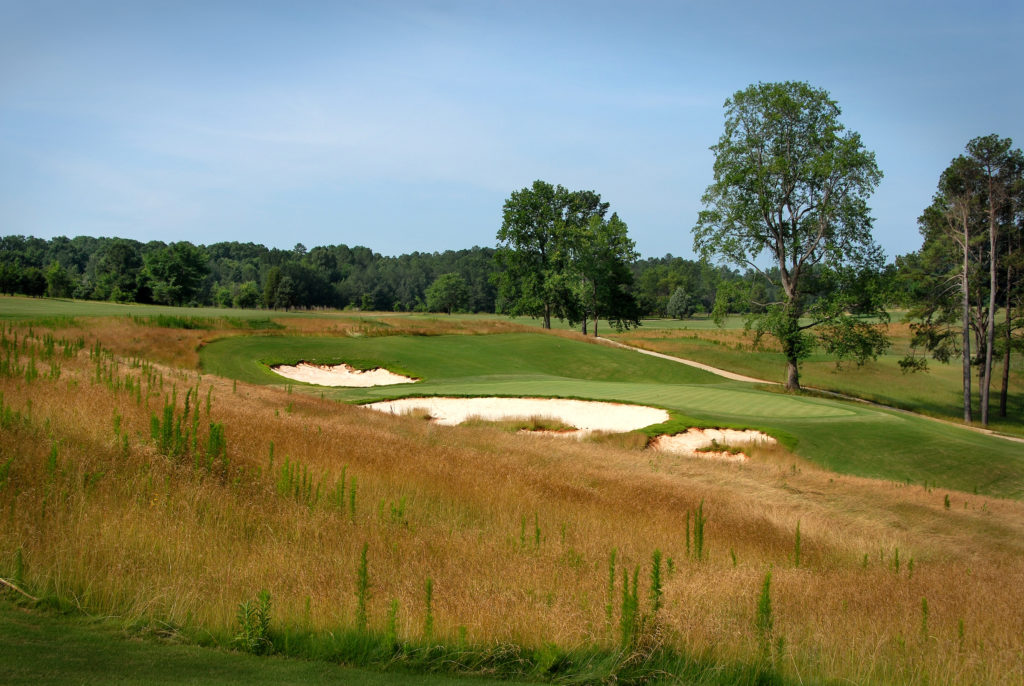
1000,274,1012,417
785,358,800,391
543,304,551,330
961,234,973,423
1000,324,1011,418
982,204,997,426
781,303,802,391
581,317,587,335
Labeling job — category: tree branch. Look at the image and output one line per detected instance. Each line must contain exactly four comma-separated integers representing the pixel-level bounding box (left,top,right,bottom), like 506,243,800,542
0,577,38,601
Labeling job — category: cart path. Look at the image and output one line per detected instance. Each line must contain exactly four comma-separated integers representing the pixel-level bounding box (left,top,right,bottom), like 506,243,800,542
596,337,776,383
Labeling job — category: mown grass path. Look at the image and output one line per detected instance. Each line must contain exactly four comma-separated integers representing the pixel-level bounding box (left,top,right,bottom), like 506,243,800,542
0,600,533,686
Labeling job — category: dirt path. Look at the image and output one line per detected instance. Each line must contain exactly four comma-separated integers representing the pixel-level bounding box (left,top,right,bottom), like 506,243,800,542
596,337,775,384
597,337,1024,445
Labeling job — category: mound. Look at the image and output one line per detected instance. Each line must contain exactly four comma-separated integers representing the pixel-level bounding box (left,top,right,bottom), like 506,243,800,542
651,428,776,462
364,397,669,435
271,362,416,387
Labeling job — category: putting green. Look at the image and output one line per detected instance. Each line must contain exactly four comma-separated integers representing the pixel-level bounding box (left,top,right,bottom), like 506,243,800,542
200,332,1024,499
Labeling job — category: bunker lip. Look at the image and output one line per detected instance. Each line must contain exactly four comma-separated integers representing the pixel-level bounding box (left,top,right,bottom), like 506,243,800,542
364,396,670,436
270,361,417,387
651,428,777,462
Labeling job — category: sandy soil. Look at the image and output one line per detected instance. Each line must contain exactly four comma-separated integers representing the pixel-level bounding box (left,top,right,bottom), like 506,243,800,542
271,362,417,387
650,428,777,462
364,397,669,435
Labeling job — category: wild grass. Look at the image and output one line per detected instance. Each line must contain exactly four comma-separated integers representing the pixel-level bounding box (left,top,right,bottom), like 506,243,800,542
461,414,577,433
1,318,1023,684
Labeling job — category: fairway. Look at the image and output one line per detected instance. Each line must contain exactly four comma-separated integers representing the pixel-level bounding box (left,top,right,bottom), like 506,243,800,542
201,332,1024,498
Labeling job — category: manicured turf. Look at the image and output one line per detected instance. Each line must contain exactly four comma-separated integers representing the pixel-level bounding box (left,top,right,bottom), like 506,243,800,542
199,333,724,392
201,332,1024,499
610,333,1024,436
0,600,529,686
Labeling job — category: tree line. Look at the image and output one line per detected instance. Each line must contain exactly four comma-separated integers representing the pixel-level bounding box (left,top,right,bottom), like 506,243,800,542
0,232,748,319
0,236,499,313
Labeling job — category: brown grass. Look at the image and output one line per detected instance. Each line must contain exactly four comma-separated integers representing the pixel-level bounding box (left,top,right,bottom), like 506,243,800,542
35,314,578,371
1,320,1022,684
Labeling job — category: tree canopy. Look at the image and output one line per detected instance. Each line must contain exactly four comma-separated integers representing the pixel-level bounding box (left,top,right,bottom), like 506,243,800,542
425,273,469,315
573,213,640,335
494,180,640,332
494,181,606,328
694,81,887,389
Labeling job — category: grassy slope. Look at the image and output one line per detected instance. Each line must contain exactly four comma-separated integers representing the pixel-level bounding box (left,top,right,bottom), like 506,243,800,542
201,333,1024,499
0,600,531,686
5,294,1023,494
3,308,1024,685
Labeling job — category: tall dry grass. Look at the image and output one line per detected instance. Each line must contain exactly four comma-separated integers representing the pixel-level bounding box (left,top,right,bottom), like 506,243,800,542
1,320,1022,684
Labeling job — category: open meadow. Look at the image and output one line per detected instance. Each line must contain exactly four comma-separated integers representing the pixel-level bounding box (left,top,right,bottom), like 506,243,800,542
2,295,1023,685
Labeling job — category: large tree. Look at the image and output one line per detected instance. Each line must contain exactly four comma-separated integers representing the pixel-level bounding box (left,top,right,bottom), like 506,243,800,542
573,213,640,335
694,81,887,390
425,272,469,315
143,241,209,306
494,180,608,328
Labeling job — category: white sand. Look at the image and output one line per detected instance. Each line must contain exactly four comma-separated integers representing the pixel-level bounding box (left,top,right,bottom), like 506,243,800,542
271,362,417,387
364,397,669,435
651,428,777,462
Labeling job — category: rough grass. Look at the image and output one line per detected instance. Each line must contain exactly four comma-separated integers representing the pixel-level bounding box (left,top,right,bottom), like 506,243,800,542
461,414,578,433
1,318,1024,685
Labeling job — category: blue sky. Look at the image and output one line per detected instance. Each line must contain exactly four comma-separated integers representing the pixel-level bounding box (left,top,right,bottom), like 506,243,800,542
2,1,1022,260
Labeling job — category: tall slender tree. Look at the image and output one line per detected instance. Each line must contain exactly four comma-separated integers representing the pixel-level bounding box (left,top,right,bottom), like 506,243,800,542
902,136,1023,424
966,135,1021,425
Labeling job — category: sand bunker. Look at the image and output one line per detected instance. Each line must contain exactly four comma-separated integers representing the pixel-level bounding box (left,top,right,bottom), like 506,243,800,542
365,397,669,436
651,428,776,462
271,362,417,387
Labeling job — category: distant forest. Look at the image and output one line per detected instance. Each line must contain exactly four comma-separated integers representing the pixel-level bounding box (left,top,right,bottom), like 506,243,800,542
0,234,886,319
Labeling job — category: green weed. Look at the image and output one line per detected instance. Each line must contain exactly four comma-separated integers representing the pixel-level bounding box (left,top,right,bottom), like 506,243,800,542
234,590,273,656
